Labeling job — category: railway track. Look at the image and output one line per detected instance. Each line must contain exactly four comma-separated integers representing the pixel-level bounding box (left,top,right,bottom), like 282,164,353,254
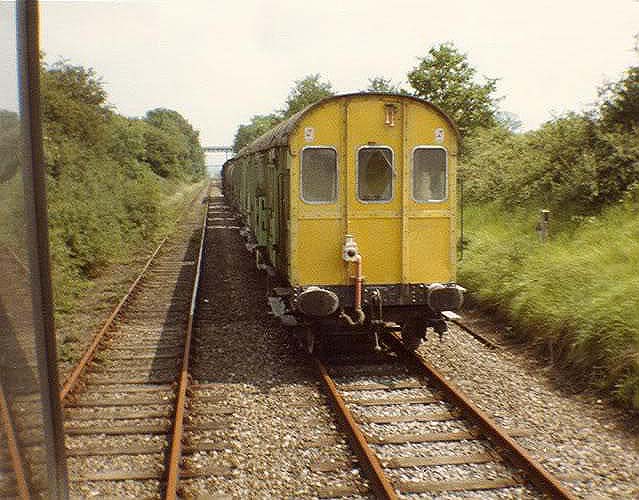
167,197,245,497
24,182,581,499
313,333,578,499
62,185,210,498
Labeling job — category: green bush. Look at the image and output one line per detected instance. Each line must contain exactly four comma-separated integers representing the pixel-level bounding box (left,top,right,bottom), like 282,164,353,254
462,116,639,214
456,48,639,409
41,59,206,313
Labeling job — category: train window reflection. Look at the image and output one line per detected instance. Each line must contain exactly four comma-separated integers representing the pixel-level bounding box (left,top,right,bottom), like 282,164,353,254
413,147,447,202
301,147,337,203
357,146,393,202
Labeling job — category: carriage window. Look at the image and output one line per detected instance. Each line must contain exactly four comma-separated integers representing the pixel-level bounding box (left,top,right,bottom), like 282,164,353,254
413,147,447,202
357,147,393,202
301,147,337,203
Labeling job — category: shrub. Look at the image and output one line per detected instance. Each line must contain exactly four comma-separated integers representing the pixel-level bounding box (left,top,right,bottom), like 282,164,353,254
41,59,205,312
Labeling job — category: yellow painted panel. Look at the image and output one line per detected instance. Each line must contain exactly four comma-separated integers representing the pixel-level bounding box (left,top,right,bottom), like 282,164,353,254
405,101,457,214
286,95,461,288
408,217,452,283
295,219,344,285
290,101,342,154
349,218,401,284
405,101,457,154
290,102,343,220
347,98,403,214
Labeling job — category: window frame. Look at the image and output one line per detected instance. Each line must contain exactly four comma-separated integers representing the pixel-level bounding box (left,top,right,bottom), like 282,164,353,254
356,145,395,204
299,145,339,205
411,145,449,203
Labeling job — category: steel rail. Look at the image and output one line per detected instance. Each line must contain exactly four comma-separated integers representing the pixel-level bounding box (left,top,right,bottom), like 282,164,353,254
313,357,398,500
0,381,31,500
386,332,577,500
164,186,210,500
450,317,502,350
59,185,207,402
0,248,31,499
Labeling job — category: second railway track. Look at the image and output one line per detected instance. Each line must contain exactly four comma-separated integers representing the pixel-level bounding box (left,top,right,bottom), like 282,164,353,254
62,185,210,498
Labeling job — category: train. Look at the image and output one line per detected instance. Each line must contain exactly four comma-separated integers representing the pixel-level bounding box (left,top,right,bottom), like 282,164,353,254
222,92,464,352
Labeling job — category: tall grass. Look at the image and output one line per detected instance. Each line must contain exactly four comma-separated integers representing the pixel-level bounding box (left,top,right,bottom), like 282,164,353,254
460,202,639,409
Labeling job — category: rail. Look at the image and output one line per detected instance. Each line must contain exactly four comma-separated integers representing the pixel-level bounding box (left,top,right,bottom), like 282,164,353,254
0,381,30,499
164,186,210,499
59,183,207,401
313,334,577,499
386,332,576,499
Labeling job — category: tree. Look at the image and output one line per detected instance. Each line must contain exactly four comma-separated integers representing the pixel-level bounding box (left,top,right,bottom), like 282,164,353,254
600,65,639,131
143,108,205,179
232,74,334,152
282,74,334,118
407,43,499,136
366,76,401,93
40,60,111,147
0,110,21,183
496,111,523,133
232,113,281,152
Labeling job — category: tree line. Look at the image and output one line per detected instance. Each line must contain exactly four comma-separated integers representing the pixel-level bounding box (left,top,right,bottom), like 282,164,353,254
232,43,499,151
234,42,639,215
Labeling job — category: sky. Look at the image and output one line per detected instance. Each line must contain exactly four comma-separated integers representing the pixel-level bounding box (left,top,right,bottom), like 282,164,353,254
6,1,639,165
1,2,18,113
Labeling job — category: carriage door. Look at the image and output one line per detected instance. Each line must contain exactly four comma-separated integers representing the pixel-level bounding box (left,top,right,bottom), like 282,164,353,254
345,98,403,285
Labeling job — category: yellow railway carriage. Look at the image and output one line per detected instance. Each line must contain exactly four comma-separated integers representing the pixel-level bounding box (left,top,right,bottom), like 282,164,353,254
222,92,464,351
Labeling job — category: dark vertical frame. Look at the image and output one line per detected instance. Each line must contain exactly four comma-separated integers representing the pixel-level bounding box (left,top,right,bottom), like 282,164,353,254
16,1,69,497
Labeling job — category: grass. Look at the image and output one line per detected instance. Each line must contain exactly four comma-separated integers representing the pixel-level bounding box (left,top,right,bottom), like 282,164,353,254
459,201,639,409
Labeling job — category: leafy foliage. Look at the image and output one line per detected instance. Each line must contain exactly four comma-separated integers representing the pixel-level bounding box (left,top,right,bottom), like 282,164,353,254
365,76,402,93
282,74,334,118
144,108,205,179
600,64,639,131
41,61,111,148
232,113,281,153
232,74,335,152
407,43,499,136
40,59,205,311
462,113,639,213
460,49,639,409
0,110,20,183
0,111,24,248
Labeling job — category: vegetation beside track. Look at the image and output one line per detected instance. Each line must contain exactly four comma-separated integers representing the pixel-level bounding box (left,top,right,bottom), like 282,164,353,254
40,59,207,317
459,203,639,408
459,50,639,409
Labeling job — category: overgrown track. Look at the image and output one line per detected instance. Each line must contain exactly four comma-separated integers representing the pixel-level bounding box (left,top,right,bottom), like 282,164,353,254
62,184,209,498
314,335,577,499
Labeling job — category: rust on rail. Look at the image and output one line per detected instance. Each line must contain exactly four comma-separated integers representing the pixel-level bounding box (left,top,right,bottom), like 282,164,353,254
59,187,205,402
386,331,576,500
0,381,31,500
164,187,210,500
313,357,398,500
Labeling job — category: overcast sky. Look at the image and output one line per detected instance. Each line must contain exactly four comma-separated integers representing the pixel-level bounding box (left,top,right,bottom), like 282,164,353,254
26,0,639,156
